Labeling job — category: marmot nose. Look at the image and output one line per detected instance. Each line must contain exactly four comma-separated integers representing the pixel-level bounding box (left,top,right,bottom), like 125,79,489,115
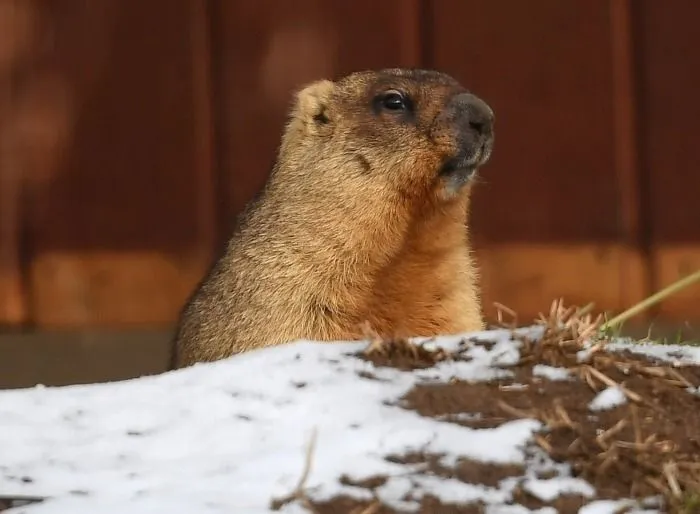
451,92,494,138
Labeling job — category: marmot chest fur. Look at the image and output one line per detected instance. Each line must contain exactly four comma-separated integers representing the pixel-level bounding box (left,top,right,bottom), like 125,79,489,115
173,68,495,368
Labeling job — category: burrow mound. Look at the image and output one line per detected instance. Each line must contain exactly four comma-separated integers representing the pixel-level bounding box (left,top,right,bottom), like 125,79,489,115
312,303,700,514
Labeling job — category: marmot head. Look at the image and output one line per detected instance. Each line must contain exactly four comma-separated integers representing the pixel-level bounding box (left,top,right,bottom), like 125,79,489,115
281,68,495,203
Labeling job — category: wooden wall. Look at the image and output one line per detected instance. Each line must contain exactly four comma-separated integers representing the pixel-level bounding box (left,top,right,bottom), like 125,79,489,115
1,0,699,332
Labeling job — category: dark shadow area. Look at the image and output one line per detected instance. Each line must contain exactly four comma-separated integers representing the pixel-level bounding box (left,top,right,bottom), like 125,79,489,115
0,329,172,389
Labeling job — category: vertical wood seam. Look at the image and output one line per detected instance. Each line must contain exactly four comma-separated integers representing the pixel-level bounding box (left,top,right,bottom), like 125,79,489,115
0,0,31,327
398,0,423,68
419,0,433,69
609,0,651,312
190,0,217,261
206,0,230,253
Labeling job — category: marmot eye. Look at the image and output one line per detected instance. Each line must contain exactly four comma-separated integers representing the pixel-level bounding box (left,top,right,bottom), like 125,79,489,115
381,90,409,111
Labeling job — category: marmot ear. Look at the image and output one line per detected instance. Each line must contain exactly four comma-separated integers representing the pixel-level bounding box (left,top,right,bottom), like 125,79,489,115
293,79,335,131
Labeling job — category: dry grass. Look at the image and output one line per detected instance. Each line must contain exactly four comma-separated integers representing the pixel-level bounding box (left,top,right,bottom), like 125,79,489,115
505,299,700,513
269,427,319,511
599,269,700,334
358,321,451,370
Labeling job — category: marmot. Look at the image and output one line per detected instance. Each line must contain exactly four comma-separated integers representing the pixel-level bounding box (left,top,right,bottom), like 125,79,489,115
172,68,495,368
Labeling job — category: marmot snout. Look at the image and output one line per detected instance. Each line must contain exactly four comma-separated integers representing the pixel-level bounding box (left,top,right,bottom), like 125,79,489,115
173,68,495,368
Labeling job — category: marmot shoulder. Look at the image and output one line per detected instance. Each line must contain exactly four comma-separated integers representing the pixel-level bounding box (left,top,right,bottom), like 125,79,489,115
173,68,495,368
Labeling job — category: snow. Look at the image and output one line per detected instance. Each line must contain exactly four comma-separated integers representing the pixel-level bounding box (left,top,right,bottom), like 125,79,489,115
0,326,696,513
522,476,595,501
532,364,571,381
579,500,644,514
608,339,700,365
588,386,627,411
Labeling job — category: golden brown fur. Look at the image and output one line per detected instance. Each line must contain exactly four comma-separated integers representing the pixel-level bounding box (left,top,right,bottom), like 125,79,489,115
173,68,495,368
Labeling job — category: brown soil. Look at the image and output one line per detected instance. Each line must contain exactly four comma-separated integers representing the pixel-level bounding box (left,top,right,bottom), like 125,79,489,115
358,334,456,371
312,495,487,514
308,302,700,513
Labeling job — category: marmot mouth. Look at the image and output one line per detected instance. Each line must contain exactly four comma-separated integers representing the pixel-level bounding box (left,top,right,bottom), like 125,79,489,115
439,161,475,178
439,146,486,177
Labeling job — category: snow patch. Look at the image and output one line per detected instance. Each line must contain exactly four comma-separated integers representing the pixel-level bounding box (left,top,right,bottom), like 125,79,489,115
533,364,571,381
523,476,595,501
588,386,627,411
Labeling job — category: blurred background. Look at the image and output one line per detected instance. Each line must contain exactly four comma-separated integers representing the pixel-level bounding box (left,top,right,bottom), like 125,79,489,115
1,0,699,388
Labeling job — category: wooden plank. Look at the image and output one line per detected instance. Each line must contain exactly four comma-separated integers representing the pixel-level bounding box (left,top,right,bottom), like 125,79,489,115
26,0,216,328
609,0,649,311
478,243,645,323
0,0,35,326
653,247,700,321
213,0,422,233
635,0,700,321
431,0,647,320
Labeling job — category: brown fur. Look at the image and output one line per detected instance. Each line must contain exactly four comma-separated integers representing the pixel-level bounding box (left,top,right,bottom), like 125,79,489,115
172,68,495,368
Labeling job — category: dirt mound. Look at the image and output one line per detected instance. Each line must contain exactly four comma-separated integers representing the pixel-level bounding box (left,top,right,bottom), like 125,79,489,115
4,303,698,513
357,325,453,371
310,302,700,513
